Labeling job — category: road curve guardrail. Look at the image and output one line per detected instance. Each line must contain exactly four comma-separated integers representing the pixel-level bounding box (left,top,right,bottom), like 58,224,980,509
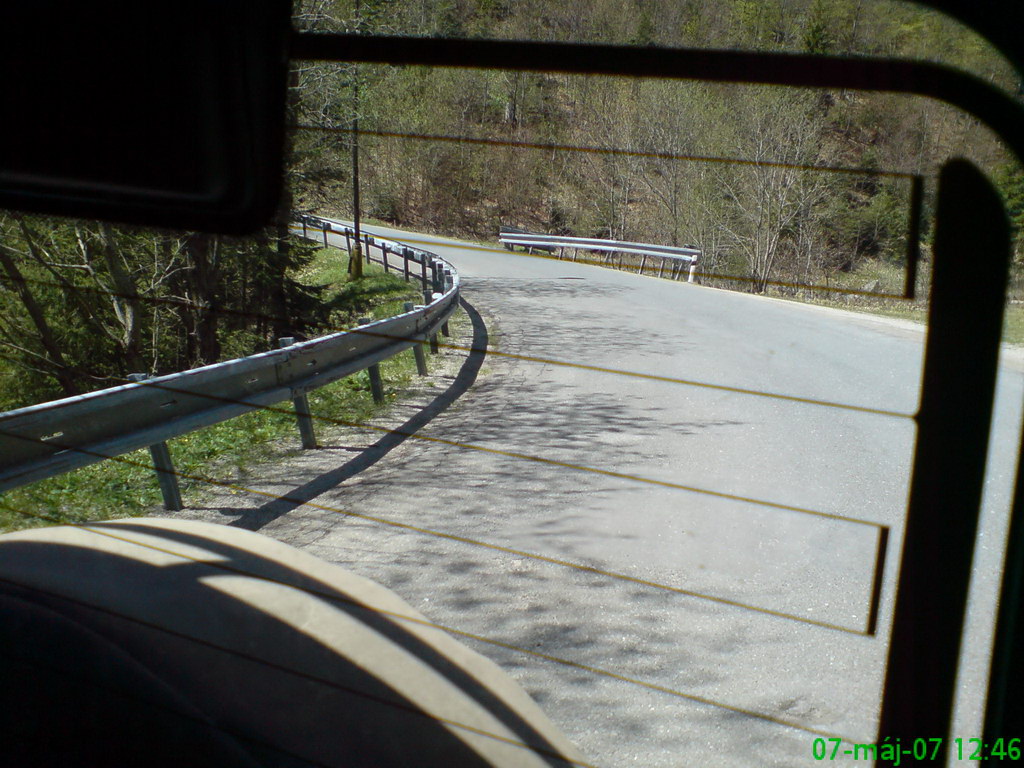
0,215,459,508
499,229,700,260
498,228,701,282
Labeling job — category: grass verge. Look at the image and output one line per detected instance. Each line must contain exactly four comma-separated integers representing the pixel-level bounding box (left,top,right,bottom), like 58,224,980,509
758,259,1024,345
0,242,430,532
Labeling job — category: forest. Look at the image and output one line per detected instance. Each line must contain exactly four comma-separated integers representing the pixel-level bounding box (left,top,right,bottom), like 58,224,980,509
1,0,1022,411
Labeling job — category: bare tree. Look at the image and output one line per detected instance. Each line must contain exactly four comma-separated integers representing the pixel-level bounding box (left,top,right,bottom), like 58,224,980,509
700,89,829,292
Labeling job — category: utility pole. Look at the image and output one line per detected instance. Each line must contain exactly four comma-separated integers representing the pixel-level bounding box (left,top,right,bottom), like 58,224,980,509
348,0,363,279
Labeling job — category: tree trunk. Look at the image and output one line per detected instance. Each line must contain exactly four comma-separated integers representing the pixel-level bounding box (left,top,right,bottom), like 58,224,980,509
182,233,222,365
0,246,80,395
98,223,145,373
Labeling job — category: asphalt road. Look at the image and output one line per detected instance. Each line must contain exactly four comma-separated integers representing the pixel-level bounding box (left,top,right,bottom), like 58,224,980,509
181,223,1024,767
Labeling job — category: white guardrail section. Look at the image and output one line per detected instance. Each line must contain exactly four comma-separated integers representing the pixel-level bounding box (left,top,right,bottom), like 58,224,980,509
0,215,459,509
499,229,702,282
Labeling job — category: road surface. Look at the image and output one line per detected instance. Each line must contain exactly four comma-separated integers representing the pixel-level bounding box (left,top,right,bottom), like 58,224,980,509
173,223,1023,767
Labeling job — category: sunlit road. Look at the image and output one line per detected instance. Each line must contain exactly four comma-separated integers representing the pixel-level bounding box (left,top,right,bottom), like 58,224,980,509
218,222,1023,766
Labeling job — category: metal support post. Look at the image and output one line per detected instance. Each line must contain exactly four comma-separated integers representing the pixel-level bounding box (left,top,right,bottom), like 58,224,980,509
356,319,385,403
127,373,182,511
149,441,183,512
405,302,429,375
639,254,647,274
421,291,439,354
367,364,385,403
382,244,389,272
302,218,307,238
658,258,666,278
278,338,317,449
344,229,351,254
403,248,410,281
322,224,329,247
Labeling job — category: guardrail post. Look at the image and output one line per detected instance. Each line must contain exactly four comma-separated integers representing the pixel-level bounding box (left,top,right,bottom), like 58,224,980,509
356,318,386,403
343,229,351,254
278,338,318,449
403,248,410,281
688,260,698,283
639,254,647,274
322,223,329,247
440,269,453,336
422,290,440,354
301,217,308,238
127,373,183,511
382,244,389,273
364,234,372,263
420,253,428,285
405,302,429,375
658,258,666,278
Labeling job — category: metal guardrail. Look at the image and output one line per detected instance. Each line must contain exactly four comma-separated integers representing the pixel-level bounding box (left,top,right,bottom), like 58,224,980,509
498,228,701,281
0,215,459,509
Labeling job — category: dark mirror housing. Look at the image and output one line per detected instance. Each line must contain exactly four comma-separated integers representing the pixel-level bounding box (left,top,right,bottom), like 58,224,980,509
0,0,292,234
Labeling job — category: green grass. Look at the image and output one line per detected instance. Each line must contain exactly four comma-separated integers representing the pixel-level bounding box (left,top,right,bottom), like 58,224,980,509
0,242,429,532
762,259,1024,345
1002,304,1024,345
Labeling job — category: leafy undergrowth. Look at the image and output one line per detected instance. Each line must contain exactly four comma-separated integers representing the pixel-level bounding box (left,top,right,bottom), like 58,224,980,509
1,246,427,532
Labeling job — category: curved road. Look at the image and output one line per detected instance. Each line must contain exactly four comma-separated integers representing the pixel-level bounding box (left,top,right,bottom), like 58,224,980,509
194,223,1023,766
